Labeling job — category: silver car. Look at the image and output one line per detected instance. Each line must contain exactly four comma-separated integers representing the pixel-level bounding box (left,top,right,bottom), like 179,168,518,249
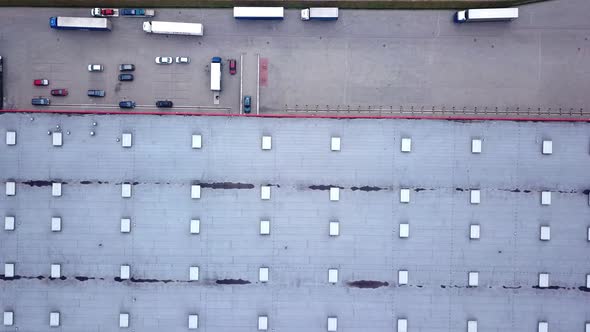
175,56,191,64
88,64,104,72
155,57,173,65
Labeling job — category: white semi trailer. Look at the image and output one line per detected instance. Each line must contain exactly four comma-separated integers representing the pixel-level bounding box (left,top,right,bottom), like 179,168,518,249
233,7,284,20
210,57,222,91
142,21,203,36
454,8,518,23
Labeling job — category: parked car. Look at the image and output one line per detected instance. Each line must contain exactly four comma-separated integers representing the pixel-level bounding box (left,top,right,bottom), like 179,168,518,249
156,100,173,108
120,8,155,17
175,56,190,64
91,8,116,17
120,8,137,16
87,90,105,97
34,79,49,86
243,95,252,113
119,101,136,109
119,64,135,71
32,98,50,106
229,59,237,75
118,74,134,81
155,57,173,65
50,89,68,96
88,64,104,72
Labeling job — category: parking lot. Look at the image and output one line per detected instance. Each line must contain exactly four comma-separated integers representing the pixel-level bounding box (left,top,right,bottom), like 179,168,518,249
2,2,590,330
0,0,589,116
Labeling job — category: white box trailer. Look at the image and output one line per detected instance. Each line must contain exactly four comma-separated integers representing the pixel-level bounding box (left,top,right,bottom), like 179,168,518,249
49,16,111,31
455,8,518,23
210,57,222,91
143,21,203,36
233,7,284,20
301,8,339,21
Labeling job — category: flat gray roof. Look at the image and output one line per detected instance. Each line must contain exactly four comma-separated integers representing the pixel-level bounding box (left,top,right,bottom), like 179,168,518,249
1,112,590,331
2,0,590,117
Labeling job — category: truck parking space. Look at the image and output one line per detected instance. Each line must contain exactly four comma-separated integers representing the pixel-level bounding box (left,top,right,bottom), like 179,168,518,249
240,52,259,114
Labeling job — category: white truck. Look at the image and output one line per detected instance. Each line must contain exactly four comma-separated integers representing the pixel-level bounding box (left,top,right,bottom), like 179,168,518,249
233,7,284,20
142,21,203,36
301,8,339,21
455,8,518,23
210,57,222,91
49,17,111,31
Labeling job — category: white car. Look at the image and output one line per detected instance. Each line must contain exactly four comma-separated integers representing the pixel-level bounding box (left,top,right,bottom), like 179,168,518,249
88,64,104,72
155,57,173,65
175,56,191,64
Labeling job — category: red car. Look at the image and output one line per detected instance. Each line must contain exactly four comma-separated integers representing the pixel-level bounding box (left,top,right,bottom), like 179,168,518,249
229,59,237,75
51,89,68,96
91,8,116,16
34,79,49,86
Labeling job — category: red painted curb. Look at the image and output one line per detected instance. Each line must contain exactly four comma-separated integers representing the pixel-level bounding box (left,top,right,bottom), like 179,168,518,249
3,109,590,122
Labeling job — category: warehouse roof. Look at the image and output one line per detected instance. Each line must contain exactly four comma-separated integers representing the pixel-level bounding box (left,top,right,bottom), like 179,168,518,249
1,113,589,331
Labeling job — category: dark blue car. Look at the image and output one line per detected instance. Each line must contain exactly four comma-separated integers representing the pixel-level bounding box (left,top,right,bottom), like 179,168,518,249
120,8,154,16
121,8,141,15
87,90,105,97
119,74,134,81
119,101,136,109
243,96,251,113
32,98,50,106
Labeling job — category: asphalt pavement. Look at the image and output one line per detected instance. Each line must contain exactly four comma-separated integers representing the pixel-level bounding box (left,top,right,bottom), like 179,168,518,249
0,1,589,117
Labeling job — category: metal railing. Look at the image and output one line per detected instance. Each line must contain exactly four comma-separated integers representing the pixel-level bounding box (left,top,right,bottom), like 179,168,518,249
284,105,590,119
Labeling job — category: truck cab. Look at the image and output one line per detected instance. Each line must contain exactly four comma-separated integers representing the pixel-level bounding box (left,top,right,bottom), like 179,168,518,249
301,9,311,21
454,10,467,22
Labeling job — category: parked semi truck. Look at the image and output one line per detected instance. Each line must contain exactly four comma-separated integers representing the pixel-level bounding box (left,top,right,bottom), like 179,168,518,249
454,8,518,23
301,8,339,21
233,7,284,20
142,21,203,36
49,17,111,31
210,57,221,91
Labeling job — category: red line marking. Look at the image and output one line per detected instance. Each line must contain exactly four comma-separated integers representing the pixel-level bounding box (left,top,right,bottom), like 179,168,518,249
2,109,590,122
260,58,268,87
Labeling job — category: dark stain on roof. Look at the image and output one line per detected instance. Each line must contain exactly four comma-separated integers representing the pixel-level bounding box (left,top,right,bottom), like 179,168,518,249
216,279,251,285
347,280,389,289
